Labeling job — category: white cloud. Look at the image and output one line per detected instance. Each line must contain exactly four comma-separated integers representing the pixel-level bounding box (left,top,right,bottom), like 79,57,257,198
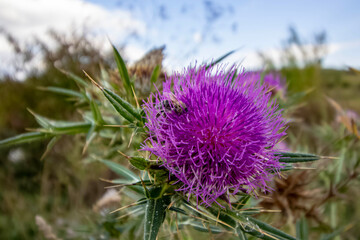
123,44,146,63
193,32,203,44
0,0,147,76
225,40,360,70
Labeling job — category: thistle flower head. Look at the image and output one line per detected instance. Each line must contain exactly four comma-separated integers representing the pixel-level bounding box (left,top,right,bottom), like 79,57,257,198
142,65,287,206
247,71,287,97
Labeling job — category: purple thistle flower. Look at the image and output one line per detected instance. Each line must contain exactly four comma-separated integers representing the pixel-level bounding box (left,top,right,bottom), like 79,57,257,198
142,65,287,207
246,71,287,98
263,72,287,97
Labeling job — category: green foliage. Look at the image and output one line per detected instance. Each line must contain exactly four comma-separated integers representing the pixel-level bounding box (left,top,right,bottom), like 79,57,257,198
1,27,360,240
111,43,135,101
144,187,171,240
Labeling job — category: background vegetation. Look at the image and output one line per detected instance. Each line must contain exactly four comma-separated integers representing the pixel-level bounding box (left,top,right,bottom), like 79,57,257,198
0,26,359,239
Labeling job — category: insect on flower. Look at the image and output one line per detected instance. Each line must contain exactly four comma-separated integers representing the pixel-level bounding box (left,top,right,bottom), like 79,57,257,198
142,65,287,207
155,92,188,118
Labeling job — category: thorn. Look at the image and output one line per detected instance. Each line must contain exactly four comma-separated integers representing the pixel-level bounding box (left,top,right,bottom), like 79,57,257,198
83,70,102,89
320,156,339,160
117,150,131,159
26,108,36,116
110,201,144,214
131,86,140,109
128,129,136,148
99,178,115,183
103,124,131,128
292,167,316,170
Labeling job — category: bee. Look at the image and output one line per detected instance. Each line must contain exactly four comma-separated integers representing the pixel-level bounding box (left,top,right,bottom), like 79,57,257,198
156,93,187,118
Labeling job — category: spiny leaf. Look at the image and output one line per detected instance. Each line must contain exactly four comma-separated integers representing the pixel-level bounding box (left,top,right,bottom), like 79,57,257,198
83,124,97,154
103,90,136,122
169,207,188,216
245,216,296,240
27,109,52,128
183,220,223,234
276,152,320,163
118,151,150,170
0,132,51,147
129,156,150,170
108,179,152,186
280,164,293,171
103,88,142,121
90,99,103,124
235,195,251,209
144,188,171,240
223,210,296,240
47,122,92,134
98,159,138,181
111,43,134,99
59,69,89,87
237,228,248,240
28,110,91,134
38,86,84,99
83,70,137,123
41,136,60,160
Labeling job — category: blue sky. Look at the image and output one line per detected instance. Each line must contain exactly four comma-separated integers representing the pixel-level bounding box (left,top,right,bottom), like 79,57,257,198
85,0,360,69
1,0,359,75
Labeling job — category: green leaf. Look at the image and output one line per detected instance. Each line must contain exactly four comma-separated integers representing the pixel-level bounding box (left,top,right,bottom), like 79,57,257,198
169,207,188,216
83,124,97,153
224,210,296,240
276,152,320,163
41,136,60,160
28,110,91,134
296,217,308,240
111,43,134,99
245,216,296,240
38,86,84,99
90,99,103,124
27,109,52,128
237,228,248,240
129,156,150,170
99,159,139,181
150,65,161,91
234,195,251,209
48,122,92,134
103,88,142,121
320,225,349,240
144,188,171,240
59,69,89,87
102,89,136,123
110,179,152,186
0,132,50,147
183,220,223,234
